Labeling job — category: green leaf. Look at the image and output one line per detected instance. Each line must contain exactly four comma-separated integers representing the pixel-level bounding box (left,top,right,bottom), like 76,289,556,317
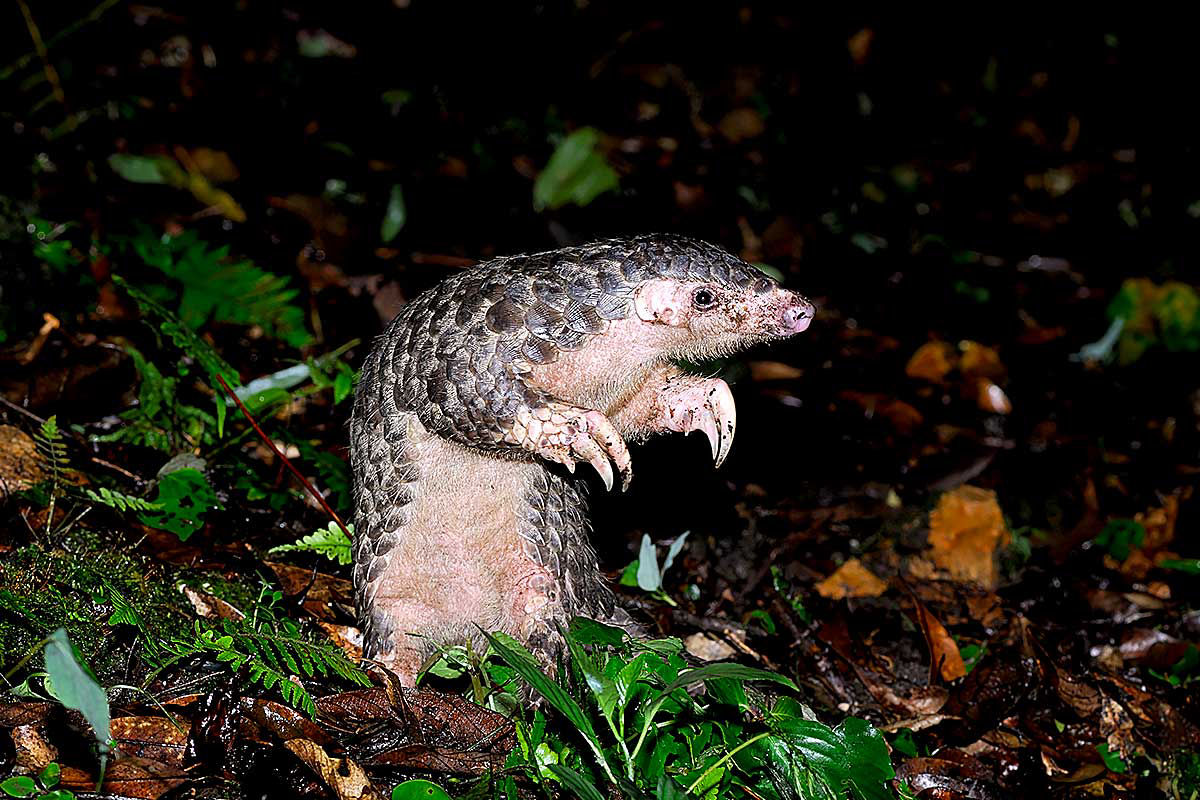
533,128,619,211
269,522,353,565
484,631,616,783
656,662,799,698
118,228,313,347
546,764,606,800
1,776,37,798
137,468,222,541
1093,519,1145,561
1160,558,1200,574
108,153,176,184
568,616,626,647
38,762,61,789
636,534,661,591
390,779,450,800
1096,743,1128,774
381,184,407,243
662,531,689,575
44,629,111,747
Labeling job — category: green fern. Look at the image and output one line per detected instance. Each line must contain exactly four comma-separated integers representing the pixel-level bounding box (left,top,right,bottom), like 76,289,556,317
111,275,239,385
269,522,353,566
33,416,69,533
84,487,162,513
95,345,217,452
158,618,369,715
119,228,312,347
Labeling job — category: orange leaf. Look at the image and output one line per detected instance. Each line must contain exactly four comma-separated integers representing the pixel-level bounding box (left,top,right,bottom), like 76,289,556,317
927,486,1010,589
906,341,955,382
815,558,888,599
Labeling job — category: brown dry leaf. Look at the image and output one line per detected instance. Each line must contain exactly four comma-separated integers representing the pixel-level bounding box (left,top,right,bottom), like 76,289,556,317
717,108,765,142
847,28,874,64
906,591,967,682
685,632,736,662
815,558,888,599
748,360,804,380
927,486,1010,589
284,738,381,800
906,341,956,382
0,426,45,493
11,724,57,774
959,340,1006,380
110,716,188,765
1136,492,1182,550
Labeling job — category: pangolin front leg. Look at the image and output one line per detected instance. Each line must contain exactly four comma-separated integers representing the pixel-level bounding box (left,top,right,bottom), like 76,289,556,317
610,364,737,466
508,401,632,491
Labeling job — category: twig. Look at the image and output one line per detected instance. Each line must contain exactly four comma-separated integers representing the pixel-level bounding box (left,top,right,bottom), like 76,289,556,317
214,374,352,539
14,0,67,112
0,395,145,483
1,0,120,81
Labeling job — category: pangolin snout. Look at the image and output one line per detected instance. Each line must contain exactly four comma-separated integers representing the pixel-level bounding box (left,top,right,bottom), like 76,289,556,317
779,293,815,334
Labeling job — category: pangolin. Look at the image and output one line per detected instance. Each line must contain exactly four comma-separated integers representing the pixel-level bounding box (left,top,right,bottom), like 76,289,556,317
350,234,813,682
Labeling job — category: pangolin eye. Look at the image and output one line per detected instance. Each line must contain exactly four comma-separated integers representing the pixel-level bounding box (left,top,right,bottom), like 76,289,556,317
691,287,717,310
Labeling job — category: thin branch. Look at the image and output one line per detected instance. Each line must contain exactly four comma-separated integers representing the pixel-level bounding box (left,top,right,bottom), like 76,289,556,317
213,374,352,539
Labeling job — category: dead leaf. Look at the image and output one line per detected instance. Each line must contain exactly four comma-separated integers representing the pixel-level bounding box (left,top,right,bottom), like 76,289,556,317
717,108,765,142
815,558,888,599
748,360,804,381
685,632,736,662
110,716,188,765
904,587,967,682
927,486,1010,589
906,341,956,382
959,341,1006,380
285,738,381,800
0,425,45,494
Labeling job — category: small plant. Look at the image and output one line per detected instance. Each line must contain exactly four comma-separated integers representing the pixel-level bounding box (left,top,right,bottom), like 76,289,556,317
1,763,73,800
269,522,353,565
484,618,896,800
620,533,689,606
152,592,370,716
117,226,312,347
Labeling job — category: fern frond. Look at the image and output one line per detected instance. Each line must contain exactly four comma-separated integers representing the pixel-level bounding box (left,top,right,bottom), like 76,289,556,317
84,487,162,513
268,522,353,565
34,416,68,493
161,618,368,716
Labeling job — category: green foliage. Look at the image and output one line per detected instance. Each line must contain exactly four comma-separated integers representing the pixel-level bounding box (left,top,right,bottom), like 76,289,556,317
621,533,689,606
1095,743,1127,774
1,763,72,800
112,276,239,385
33,417,68,517
83,487,162,514
486,619,894,799
269,522,353,565
158,617,370,716
136,468,222,541
533,128,619,211
44,629,111,750
118,227,312,347
95,345,218,453
1106,278,1200,364
1149,644,1199,688
390,780,450,800
381,184,407,243
1092,519,1145,561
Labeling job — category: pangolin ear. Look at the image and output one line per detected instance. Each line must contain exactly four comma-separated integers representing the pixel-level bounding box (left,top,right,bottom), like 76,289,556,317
634,279,689,326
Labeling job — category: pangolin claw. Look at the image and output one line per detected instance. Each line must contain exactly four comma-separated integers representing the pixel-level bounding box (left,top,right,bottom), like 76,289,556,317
519,403,631,493
709,379,736,469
